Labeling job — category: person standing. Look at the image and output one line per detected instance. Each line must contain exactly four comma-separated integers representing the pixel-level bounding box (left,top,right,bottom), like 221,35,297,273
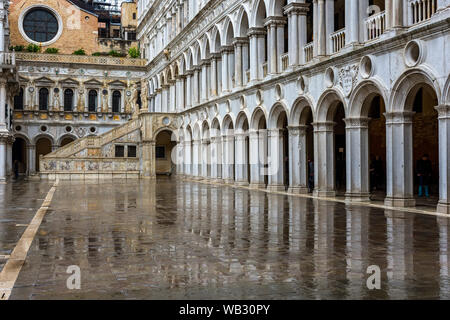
416,154,432,198
308,159,314,193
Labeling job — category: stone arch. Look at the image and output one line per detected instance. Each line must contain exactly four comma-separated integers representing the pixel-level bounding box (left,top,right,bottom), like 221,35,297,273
268,102,289,129
316,88,347,122
290,96,315,125
193,123,201,141
58,134,77,147
201,120,211,140
154,127,179,142
236,6,250,37
390,68,442,113
13,133,31,146
200,34,212,60
223,17,235,46
251,0,268,27
185,125,193,142
33,133,55,146
235,110,250,133
222,114,235,135
348,79,388,118
210,25,222,53
211,117,222,138
442,74,450,105
250,106,268,130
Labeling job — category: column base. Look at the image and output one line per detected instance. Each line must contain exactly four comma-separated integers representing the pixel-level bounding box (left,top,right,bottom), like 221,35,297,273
288,186,309,194
267,184,286,192
212,178,224,183
249,183,267,190
223,179,235,185
437,201,450,215
313,190,336,198
345,192,371,203
384,196,416,208
235,180,249,187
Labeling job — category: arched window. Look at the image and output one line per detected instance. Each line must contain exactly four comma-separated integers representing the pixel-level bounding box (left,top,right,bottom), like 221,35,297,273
112,90,121,113
14,88,24,110
88,90,98,112
64,89,74,111
39,88,49,110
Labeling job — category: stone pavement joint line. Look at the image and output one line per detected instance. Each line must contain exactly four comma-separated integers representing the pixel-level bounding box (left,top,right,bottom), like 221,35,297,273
0,181,58,300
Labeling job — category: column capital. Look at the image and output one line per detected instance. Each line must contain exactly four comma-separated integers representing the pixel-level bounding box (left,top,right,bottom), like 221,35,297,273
233,37,249,46
264,16,287,27
288,125,309,135
267,128,285,137
435,104,450,118
344,117,370,128
312,121,335,132
284,2,310,16
220,45,234,53
384,111,415,124
247,27,266,37
210,52,221,59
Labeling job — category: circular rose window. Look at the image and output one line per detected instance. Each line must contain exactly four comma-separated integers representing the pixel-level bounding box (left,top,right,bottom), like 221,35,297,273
23,8,58,42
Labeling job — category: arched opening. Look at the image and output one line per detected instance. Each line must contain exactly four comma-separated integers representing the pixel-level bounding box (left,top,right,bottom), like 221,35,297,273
155,130,177,175
254,0,268,75
12,137,27,177
35,137,52,172
292,103,314,193
251,108,268,188
222,115,235,183
202,122,211,178
14,88,24,110
112,90,121,113
60,136,75,147
411,85,439,201
236,113,250,185
88,90,98,112
39,88,49,111
64,89,74,111
185,126,193,176
333,102,346,193
368,95,387,199
211,119,222,180
269,105,289,191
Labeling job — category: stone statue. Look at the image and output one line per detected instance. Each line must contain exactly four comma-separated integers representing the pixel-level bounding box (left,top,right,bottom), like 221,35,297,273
27,80,35,110
77,88,85,112
52,88,60,111
141,80,148,111
130,82,139,118
101,90,108,113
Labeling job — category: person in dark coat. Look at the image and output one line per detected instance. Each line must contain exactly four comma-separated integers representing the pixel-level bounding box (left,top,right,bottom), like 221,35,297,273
370,155,383,191
416,154,432,198
308,159,314,193
13,160,19,180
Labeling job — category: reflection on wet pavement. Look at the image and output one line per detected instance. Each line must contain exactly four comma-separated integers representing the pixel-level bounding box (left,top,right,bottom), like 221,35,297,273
5,177,450,299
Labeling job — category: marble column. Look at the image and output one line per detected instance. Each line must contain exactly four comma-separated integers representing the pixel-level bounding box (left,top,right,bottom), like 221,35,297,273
193,68,199,105
267,129,285,191
285,3,310,66
177,139,184,176
211,136,219,181
317,0,327,56
201,138,210,179
186,72,192,108
392,0,404,28
265,19,278,75
222,135,235,184
200,60,209,102
288,125,309,194
247,28,265,82
210,55,218,97
233,38,246,89
249,130,264,188
221,48,230,93
313,122,336,197
436,105,450,214
384,112,415,207
0,135,7,182
184,141,192,176
27,145,36,176
345,117,371,202
6,138,13,178
325,0,335,55
234,133,249,186
192,140,201,179
0,80,6,131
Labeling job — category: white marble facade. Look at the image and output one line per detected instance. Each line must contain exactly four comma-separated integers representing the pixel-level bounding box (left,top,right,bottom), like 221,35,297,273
138,0,450,213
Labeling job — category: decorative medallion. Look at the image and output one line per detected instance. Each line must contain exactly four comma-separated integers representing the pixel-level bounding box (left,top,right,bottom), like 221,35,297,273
338,65,359,97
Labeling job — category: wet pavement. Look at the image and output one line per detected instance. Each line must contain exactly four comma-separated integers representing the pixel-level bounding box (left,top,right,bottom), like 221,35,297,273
2,177,450,299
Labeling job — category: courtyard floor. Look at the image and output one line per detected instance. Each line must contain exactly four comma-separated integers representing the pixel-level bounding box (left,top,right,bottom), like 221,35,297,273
1,177,450,299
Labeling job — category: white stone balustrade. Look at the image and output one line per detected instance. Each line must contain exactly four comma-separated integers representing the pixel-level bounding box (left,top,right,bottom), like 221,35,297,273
365,11,386,41
330,28,346,54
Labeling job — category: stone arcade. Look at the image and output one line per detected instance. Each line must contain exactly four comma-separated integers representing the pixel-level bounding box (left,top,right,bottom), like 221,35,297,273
0,0,449,215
